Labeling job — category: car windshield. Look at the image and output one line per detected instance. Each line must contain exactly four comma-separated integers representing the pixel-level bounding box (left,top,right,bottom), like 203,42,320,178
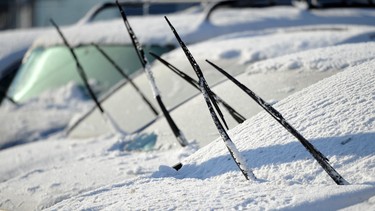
8,44,174,102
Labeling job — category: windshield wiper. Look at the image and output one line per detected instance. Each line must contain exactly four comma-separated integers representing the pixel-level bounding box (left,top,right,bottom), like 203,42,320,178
51,18,127,136
149,52,246,125
116,0,188,147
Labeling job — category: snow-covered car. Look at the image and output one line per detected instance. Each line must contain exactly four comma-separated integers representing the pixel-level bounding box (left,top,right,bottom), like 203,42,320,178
4,2,207,103
67,24,375,148
56,56,375,210
0,1,200,105
6,1,203,103
1,2,375,150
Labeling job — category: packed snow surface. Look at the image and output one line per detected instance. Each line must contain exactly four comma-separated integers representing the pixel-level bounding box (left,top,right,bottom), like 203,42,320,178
1,50,373,211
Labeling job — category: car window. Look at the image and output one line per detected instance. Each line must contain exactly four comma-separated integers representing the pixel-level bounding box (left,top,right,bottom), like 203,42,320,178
8,44,174,102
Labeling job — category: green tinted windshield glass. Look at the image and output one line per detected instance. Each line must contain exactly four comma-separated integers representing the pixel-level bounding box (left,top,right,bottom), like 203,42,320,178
8,44,173,102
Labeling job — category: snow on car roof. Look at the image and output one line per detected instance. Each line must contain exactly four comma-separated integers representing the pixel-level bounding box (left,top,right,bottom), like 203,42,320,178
161,24,375,65
29,12,204,50
28,6,375,50
0,28,48,60
246,40,375,74
0,28,50,75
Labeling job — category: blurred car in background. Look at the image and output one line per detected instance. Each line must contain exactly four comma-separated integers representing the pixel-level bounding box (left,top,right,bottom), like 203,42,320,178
7,43,173,102
0,0,203,104
7,0,375,104
8,1,296,103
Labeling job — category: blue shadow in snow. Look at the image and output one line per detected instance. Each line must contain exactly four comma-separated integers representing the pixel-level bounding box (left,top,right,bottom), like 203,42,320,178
108,132,158,152
152,132,375,180
0,125,65,150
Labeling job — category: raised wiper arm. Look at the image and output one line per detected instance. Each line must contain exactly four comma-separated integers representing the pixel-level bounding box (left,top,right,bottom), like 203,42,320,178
116,0,188,147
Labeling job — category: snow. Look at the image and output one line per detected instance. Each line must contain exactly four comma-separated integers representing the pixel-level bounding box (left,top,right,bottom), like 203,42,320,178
0,28,48,61
246,41,375,74
0,28,49,75
0,82,92,149
164,25,375,65
1,6,375,211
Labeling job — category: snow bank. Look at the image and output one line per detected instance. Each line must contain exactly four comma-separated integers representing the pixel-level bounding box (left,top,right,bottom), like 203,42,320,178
42,52,375,210
0,82,92,149
0,133,199,210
